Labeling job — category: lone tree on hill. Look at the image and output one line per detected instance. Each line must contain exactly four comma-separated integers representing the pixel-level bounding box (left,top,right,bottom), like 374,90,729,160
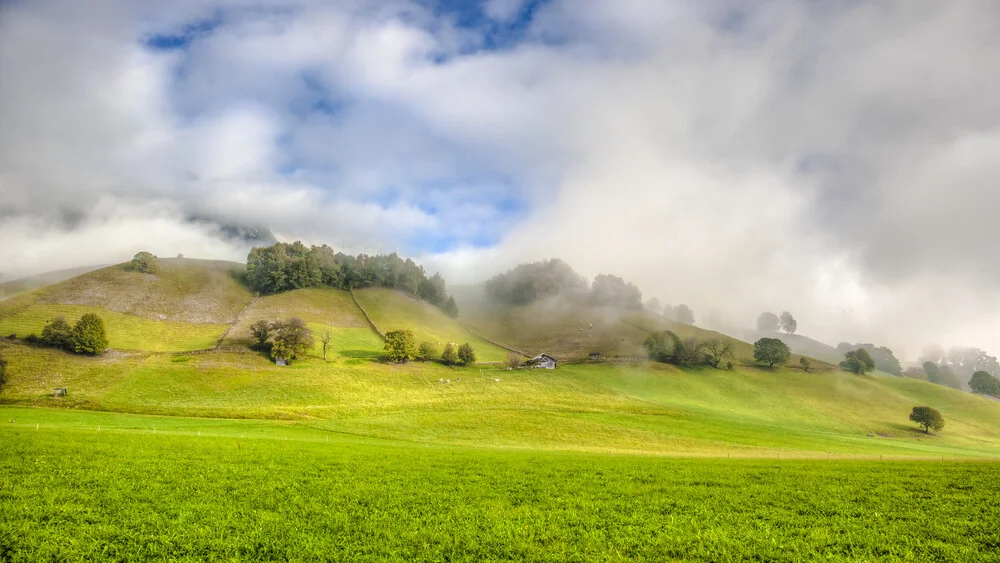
418,342,438,361
757,312,779,333
753,337,790,368
701,339,734,368
970,370,1000,396
441,343,459,366
270,318,314,363
130,251,160,274
457,343,476,365
909,406,945,434
779,311,797,335
319,329,332,361
72,313,108,355
384,329,417,363
840,348,876,374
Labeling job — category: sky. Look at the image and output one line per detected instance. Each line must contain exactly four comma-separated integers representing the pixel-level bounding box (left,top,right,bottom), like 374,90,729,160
2,0,1000,359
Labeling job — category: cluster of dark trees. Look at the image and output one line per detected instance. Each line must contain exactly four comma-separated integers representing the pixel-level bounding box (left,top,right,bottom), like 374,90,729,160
643,331,734,368
836,343,902,375
757,312,797,335
903,361,964,390
250,318,314,363
33,315,109,355
384,329,477,365
129,251,160,274
906,346,1000,391
246,242,458,317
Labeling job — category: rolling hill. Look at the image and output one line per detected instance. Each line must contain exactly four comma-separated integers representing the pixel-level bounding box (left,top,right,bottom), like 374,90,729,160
0,258,998,459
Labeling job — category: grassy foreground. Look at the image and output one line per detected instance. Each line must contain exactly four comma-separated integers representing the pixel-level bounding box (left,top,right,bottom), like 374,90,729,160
1,410,999,562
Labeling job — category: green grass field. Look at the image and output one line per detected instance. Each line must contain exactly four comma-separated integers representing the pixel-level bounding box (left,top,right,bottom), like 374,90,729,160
0,304,228,352
355,288,509,362
2,409,999,562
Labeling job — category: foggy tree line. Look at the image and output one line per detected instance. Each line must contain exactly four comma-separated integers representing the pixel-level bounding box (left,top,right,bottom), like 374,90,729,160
484,260,645,310
643,331,735,368
246,242,458,317
836,343,902,376
757,311,798,335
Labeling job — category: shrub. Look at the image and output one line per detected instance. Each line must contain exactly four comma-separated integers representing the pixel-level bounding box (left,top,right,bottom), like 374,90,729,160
384,330,417,363
457,343,476,365
418,342,438,361
799,356,811,373
270,318,313,363
41,317,74,350
441,343,459,366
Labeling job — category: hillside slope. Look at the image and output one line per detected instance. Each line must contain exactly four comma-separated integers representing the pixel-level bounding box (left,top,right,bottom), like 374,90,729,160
0,265,108,299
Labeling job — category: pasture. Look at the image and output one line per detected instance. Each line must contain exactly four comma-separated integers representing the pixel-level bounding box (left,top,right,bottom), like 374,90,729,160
1,409,999,562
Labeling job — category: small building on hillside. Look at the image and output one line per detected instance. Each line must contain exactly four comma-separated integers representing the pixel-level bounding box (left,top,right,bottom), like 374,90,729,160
530,354,558,369
588,352,603,361
53,388,67,397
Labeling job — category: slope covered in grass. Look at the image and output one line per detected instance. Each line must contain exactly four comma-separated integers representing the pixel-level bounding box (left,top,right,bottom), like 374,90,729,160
354,288,508,362
8,258,253,324
0,264,107,299
2,339,998,457
0,304,228,352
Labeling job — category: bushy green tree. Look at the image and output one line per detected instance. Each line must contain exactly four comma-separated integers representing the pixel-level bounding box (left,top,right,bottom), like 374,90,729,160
418,342,438,361
840,348,876,374
441,343,459,366
753,338,790,368
970,370,1000,396
250,319,273,350
270,318,313,363
72,314,108,355
130,251,160,274
702,339,734,368
457,343,476,365
41,317,74,350
909,406,944,434
384,330,417,363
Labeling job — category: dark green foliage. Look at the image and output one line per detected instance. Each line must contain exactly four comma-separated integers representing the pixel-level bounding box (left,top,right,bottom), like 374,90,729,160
589,274,642,310
754,338,790,368
246,242,456,312
0,353,6,388
71,314,109,355
674,337,704,366
484,259,587,305
643,330,681,363
384,330,416,363
41,317,74,350
702,339,734,368
840,348,876,374
443,296,459,318
441,343,459,366
922,361,963,390
665,304,694,324
779,311,797,335
270,318,313,363
417,342,438,361
757,312,779,332
799,356,811,373
250,319,272,350
837,343,902,376
969,371,1000,396
457,343,476,365
909,406,945,433
129,251,160,274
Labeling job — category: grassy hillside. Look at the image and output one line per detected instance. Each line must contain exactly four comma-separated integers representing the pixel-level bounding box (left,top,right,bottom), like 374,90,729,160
355,288,509,362
2,339,999,457
744,330,844,364
0,264,107,299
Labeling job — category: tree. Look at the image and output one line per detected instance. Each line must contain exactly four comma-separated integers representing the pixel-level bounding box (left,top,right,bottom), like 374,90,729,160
484,259,587,305
643,330,681,363
41,317,74,350
418,342,438,361
702,339,733,368
672,304,695,325
590,274,643,310
757,312,779,333
753,338,790,368
384,329,417,363
441,343,459,366
779,311,797,335
250,319,273,350
840,348,876,374
320,329,331,361
838,342,902,375
969,370,1000,396
909,406,945,434
443,296,459,318
130,251,160,274
0,351,7,388
457,343,476,365
505,352,524,369
799,356,811,373
270,318,314,362
71,313,108,355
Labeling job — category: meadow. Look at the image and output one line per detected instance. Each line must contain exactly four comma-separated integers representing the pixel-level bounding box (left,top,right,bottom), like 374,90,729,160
2,408,999,562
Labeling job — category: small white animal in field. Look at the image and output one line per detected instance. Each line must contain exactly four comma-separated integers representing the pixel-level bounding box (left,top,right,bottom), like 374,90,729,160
494,378,500,383
446,379,450,384
456,378,461,382
438,378,443,383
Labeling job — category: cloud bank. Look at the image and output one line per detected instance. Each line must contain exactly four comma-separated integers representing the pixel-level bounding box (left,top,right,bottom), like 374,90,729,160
2,0,1000,358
